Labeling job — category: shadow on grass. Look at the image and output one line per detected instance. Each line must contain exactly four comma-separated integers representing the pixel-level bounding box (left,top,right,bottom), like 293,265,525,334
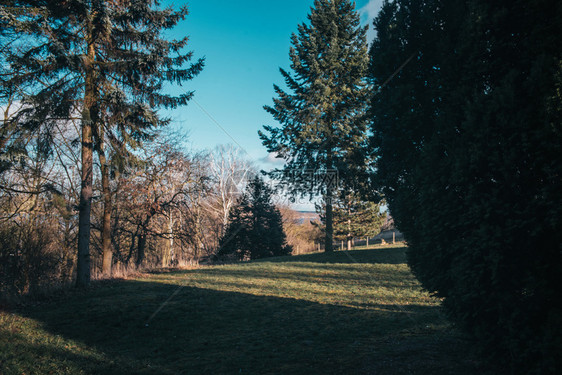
5,278,485,375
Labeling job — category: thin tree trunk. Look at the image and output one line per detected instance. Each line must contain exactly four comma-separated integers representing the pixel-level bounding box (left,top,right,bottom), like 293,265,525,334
76,36,96,288
325,187,334,253
127,230,137,264
324,150,334,253
100,145,113,276
347,197,352,250
76,111,93,287
194,202,201,262
112,170,122,259
163,212,174,267
136,231,146,268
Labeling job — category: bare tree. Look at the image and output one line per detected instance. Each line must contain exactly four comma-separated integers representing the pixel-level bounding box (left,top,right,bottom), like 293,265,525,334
205,145,255,236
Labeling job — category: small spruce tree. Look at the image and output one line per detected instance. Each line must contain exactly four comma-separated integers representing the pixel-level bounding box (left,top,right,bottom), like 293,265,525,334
218,177,291,260
333,194,386,250
317,194,385,250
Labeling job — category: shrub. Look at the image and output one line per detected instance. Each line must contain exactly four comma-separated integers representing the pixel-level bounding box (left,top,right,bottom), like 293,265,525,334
0,221,74,303
369,0,562,373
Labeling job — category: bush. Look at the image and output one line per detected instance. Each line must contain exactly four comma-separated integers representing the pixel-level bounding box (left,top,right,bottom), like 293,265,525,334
0,221,74,303
369,0,562,373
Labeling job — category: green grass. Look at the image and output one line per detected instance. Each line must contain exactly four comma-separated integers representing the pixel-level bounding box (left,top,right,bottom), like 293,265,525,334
0,246,485,374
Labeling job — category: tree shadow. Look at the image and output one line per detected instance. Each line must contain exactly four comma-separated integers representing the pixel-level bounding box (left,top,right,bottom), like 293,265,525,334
8,278,485,375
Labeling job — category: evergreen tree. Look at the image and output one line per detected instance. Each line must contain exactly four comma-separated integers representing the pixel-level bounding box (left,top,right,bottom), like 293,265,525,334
259,0,370,253
316,193,385,250
218,177,291,260
368,0,562,372
0,0,204,286
333,194,385,250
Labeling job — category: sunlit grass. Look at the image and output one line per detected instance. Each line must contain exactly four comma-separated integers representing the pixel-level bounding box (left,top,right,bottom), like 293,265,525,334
0,246,484,374
149,248,435,311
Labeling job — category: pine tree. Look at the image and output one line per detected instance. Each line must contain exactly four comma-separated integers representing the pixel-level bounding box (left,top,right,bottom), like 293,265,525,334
259,0,370,253
333,194,385,250
218,177,291,260
0,0,204,286
317,193,385,250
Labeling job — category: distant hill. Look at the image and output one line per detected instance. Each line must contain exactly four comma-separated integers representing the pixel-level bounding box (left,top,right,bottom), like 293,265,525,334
295,211,319,224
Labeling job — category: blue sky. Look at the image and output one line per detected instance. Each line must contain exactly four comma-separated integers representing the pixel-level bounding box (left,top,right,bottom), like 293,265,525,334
163,0,383,168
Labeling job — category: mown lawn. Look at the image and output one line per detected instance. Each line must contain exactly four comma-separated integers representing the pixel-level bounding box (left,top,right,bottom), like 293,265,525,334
0,245,486,374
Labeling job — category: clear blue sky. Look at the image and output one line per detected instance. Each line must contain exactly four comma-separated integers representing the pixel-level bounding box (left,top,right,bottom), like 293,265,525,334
163,0,383,169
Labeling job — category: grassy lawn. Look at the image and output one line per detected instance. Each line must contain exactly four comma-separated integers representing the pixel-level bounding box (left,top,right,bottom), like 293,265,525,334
0,245,485,374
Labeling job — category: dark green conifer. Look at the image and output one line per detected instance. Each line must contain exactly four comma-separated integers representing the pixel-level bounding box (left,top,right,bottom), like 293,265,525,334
368,0,562,372
219,177,291,260
332,194,385,249
316,193,385,249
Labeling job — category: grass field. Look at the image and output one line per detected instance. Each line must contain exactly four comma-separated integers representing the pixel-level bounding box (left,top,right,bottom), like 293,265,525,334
0,245,485,374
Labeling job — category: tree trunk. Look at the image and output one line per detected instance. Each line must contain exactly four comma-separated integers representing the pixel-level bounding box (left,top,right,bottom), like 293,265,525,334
77,114,93,287
76,37,96,288
325,188,334,252
347,198,352,250
163,212,174,267
324,149,334,252
136,231,146,268
100,149,113,276
127,230,137,264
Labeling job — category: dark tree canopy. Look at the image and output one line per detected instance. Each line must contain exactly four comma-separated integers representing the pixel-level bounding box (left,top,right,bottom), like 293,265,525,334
369,0,562,373
1,0,203,158
259,0,371,252
218,177,291,261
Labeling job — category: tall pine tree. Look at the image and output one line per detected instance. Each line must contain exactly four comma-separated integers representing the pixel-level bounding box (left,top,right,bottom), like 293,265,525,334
0,0,204,286
259,0,370,252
